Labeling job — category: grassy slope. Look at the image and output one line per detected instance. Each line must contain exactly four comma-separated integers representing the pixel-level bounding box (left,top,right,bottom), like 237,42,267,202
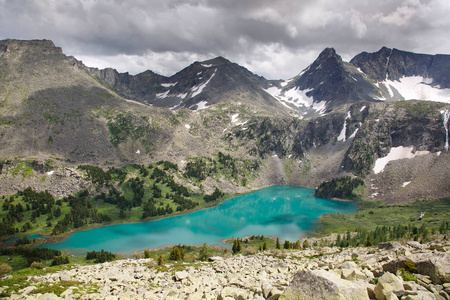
319,197,450,234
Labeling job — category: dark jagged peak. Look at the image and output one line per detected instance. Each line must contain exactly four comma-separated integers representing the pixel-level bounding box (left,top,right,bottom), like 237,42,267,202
266,47,379,118
316,47,341,61
293,47,344,90
350,47,394,81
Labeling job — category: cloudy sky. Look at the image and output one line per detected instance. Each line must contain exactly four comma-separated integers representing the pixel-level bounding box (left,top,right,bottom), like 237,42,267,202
1,0,449,79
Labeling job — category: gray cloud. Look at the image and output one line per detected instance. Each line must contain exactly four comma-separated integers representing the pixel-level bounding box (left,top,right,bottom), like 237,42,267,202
0,0,448,79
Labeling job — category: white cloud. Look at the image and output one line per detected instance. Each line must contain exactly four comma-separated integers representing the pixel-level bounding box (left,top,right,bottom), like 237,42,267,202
350,9,367,38
379,4,418,26
0,0,449,79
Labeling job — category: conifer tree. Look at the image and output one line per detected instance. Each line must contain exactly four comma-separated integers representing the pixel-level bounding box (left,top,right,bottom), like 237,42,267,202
365,235,373,247
199,243,209,261
276,237,280,249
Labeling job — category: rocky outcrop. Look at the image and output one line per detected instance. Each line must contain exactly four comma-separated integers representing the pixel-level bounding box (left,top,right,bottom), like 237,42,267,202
280,269,370,299
4,239,448,299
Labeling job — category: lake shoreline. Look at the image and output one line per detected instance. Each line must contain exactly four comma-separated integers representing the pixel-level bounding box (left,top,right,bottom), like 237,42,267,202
7,186,359,254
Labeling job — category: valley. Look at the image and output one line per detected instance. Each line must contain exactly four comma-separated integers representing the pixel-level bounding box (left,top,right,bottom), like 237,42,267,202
0,40,449,296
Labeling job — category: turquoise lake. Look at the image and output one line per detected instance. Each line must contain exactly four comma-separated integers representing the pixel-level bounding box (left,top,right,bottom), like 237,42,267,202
43,186,358,255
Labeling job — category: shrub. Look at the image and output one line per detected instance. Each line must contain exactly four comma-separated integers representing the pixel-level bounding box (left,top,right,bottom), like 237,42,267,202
30,261,44,269
51,256,70,266
0,263,12,276
86,249,116,263
243,246,257,255
404,259,418,273
399,268,418,282
302,240,310,249
169,246,185,261
143,249,151,258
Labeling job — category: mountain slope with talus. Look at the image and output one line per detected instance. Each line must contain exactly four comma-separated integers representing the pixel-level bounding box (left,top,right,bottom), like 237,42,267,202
0,39,449,205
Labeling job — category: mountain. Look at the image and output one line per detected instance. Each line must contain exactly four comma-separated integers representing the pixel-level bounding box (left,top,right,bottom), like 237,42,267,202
266,47,450,118
351,47,450,101
0,39,449,206
265,48,380,118
89,56,288,116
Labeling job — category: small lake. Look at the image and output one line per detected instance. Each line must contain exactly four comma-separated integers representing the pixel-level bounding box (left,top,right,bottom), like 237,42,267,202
43,186,358,255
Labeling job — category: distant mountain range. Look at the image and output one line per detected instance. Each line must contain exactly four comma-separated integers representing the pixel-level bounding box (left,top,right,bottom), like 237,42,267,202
0,39,449,204
90,44,450,119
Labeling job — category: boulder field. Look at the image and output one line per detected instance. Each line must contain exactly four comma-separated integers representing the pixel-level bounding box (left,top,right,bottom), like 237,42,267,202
5,239,450,300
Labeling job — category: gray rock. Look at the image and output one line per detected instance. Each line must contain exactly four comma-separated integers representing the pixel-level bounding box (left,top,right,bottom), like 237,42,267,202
174,270,189,281
378,242,403,250
280,270,369,300
402,290,436,300
59,273,71,281
209,256,224,262
262,281,273,298
374,272,404,300
19,285,37,294
407,241,424,249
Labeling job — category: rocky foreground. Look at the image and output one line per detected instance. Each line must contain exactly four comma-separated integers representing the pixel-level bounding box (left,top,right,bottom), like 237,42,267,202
4,239,450,300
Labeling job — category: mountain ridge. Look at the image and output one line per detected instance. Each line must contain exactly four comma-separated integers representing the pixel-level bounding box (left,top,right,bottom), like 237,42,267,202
0,38,449,206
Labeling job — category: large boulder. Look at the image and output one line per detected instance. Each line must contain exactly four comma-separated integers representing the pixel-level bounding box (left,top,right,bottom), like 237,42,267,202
382,254,450,284
279,270,369,300
374,272,404,300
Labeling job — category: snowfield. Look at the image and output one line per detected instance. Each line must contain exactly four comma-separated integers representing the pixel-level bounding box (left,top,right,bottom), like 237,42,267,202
377,76,450,103
373,146,430,174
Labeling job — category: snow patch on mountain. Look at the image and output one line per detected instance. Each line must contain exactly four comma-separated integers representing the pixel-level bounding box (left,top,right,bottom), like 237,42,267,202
230,114,248,126
191,69,217,97
337,111,351,142
373,146,430,174
194,101,208,110
161,82,177,88
378,76,450,102
156,90,170,99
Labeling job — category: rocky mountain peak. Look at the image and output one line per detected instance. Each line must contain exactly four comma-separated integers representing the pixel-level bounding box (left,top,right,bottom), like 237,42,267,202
196,56,231,67
316,47,340,61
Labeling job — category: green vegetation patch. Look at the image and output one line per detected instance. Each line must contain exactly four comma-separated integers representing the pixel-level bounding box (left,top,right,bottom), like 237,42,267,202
319,197,450,245
315,176,366,200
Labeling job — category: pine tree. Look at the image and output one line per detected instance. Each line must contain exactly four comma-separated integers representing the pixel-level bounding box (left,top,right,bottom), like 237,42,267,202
144,249,151,258
365,234,373,247
262,242,267,251
199,243,209,261
276,237,280,249
158,255,164,266
232,239,238,254
336,234,341,247
169,246,184,261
